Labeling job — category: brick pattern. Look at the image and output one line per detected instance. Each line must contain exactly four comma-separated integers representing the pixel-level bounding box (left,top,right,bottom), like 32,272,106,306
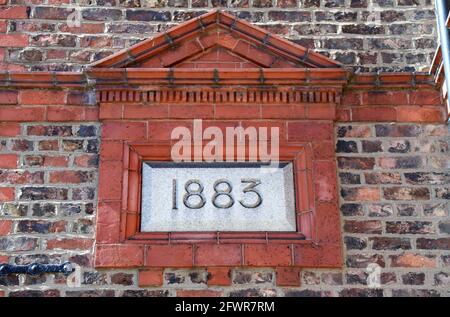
0,1,437,72
1,122,450,296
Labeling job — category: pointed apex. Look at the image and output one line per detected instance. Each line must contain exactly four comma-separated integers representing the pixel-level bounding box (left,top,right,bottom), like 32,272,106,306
90,10,342,69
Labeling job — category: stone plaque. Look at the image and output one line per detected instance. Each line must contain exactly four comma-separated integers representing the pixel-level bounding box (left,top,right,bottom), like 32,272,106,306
140,162,296,232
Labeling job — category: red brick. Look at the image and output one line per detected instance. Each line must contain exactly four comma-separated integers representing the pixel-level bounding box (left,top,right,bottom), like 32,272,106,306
95,244,144,268
47,106,86,121
59,23,105,34
244,244,292,266
177,290,222,297
138,268,164,287
0,91,18,104
276,267,301,286
0,255,8,263
294,244,343,268
146,245,193,267
0,187,15,201
352,107,397,121
0,123,21,137
46,238,93,250
364,91,408,105
0,20,7,33
123,104,169,119
409,90,442,106
96,201,121,244
215,104,261,119
74,154,98,167
312,141,335,159
99,103,122,119
261,105,306,119
315,202,341,244
102,121,147,141
195,244,241,266
396,106,444,123
42,156,69,167
207,267,232,286
0,6,29,19
19,90,66,105
313,161,337,202
341,91,362,106
148,120,193,141
0,154,18,168
100,141,123,160
169,104,214,119
305,105,336,120
287,121,333,141
98,160,122,200
0,106,45,121
49,171,92,183
0,220,12,236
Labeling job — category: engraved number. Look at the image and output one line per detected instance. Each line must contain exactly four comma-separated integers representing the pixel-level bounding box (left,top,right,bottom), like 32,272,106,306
182,179,206,209
212,179,234,209
239,179,262,208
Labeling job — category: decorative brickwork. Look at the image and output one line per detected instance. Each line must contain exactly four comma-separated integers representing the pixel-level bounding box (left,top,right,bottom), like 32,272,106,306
0,0,438,72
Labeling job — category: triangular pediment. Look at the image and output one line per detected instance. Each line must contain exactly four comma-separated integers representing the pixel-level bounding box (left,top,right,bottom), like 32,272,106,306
90,10,342,69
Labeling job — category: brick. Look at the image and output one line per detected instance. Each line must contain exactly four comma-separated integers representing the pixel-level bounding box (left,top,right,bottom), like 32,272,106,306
288,122,333,141
194,244,241,266
365,172,402,184
102,121,146,141
19,90,66,105
244,245,291,266
337,125,371,138
341,187,380,201
95,244,144,268
0,106,46,122
0,220,12,236
352,107,396,121
397,107,444,123
344,220,382,234
177,290,222,297
0,154,18,168
138,268,163,287
207,267,231,286
375,124,422,137
0,91,18,104
0,188,15,202
146,245,193,267
370,237,411,250
383,187,430,200
337,157,375,170
0,6,29,19
276,267,301,286
417,238,450,250
390,253,436,268
49,171,94,184
0,123,20,137
46,238,93,250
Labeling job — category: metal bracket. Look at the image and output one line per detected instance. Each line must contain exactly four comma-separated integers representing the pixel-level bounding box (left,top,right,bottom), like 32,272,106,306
213,69,220,84
0,262,74,276
197,17,205,31
262,33,271,46
259,68,266,84
230,18,238,31
375,70,381,87
167,68,175,85
300,48,310,63
164,32,175,49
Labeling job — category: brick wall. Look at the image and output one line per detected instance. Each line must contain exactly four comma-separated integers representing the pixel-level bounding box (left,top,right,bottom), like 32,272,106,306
1,120,449,297
0,0,438,72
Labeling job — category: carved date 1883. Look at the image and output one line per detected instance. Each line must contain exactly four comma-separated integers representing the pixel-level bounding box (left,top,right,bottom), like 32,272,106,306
172,179,262,210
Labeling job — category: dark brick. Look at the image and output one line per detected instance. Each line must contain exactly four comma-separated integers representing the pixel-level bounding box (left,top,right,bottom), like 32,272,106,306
346,254,385,268
339,172,361,184
365,172,402,184
346,271,368,285
66,290,116,297
18,220,66,234
0,237,38,252
341,203,364,216
338,157,375,170
122,290,169,297
434,272,450,286
322,38,363,50
126,10,171,21
32,203,56,217
344,236,367,250
189,271,207,284
342,24,384,35
401,272,425,285
371,237,411,250
11,139,33,151
82,8,123,21
268,11,311,22
405,172,450,185
388,140,411,153
20,187,68,200
435,188,450,199
27,125,72,137
375,125,421,137
417,238,450,250
383,187,430,200
34,7,75,20
82,272,108,285
361,140,382,153
339,288,383,297
439,221,450,234
336,140,358,153
344,220,382,234
392,289,440,297
386,221,434,234
111,273,134,286
284,290,325,297
165,272,185,284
